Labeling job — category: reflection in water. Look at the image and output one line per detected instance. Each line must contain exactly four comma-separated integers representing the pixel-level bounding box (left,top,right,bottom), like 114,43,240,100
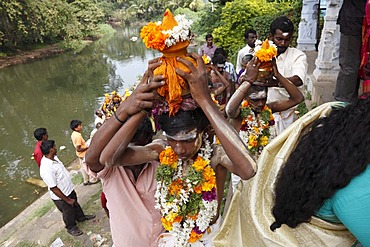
0,26,159,227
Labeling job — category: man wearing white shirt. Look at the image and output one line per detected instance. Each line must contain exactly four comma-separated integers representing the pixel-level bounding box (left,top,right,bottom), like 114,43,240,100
236,29,257,74
40,140,95,236
267,16,308,135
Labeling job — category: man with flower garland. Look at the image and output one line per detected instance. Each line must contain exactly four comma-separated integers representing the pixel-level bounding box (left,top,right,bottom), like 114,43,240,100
87,9,256,246
267,16,308,135
226,57,304,191
86,53,257,246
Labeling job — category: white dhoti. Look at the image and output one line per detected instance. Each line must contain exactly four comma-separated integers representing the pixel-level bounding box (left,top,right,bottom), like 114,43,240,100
273,108,297,135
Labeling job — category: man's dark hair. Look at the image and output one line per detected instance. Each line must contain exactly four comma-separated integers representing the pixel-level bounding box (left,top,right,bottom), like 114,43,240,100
214,48,228,58
212,54,226,65
270,16,294,35
34,128,47,141
70,120,82,131
205,33,213,40
244,29,257,39
132,117,155,145
41,140,55,155
242,54,254,64
158,108,210,137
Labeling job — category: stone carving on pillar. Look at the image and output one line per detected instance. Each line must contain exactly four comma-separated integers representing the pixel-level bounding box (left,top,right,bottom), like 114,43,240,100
297,0,319,51
313,0,342,82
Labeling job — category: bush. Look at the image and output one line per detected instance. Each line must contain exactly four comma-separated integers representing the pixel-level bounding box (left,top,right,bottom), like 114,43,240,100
207,0,302,64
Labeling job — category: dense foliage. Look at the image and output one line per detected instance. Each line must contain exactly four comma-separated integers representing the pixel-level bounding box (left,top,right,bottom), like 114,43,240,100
209,0,302,63
0,0,110,53
0,0,302,57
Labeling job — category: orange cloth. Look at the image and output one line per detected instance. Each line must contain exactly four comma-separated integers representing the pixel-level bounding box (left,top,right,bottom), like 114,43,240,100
154,41,196,115
152,10,197,115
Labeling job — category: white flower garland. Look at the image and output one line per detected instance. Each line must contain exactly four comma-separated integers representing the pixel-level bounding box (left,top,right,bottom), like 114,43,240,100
161,14,193,47
155,134,218,246
253,39,277,53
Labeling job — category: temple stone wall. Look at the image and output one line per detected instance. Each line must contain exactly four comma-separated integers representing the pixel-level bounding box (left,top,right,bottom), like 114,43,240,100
297,0,343,104
313,0,342,82
297,0,320,51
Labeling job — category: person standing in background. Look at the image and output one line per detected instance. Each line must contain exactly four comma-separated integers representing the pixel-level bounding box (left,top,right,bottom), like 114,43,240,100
40,140,96,236
334,0,366,102
33,127,48,168
198,34,218,59
236,29,257,74
267,16,308,135
70,120,98,186
94,109,105,126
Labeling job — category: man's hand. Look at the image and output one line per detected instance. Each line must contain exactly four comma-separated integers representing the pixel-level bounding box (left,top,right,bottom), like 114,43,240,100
175,53,210,102
118,58,164,116
66,197,76,206
238,57,260,85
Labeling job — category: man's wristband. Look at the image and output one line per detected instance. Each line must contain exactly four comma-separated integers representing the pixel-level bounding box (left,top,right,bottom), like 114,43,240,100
114,111,125,124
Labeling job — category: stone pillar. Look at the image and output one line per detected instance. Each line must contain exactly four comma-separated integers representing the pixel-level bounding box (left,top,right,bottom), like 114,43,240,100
313,0,342,82
297,0,320,51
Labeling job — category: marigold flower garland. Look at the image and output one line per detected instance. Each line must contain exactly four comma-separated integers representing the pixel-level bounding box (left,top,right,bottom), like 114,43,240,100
155,134,218,246
140,12,193,51
254,39,277,62
239,100,275,159
101,90,132,117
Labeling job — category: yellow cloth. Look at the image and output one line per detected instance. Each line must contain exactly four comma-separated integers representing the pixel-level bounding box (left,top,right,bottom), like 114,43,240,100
213,102,356,247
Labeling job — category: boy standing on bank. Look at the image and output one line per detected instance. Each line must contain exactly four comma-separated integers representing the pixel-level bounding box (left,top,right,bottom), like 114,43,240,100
70,120,98,186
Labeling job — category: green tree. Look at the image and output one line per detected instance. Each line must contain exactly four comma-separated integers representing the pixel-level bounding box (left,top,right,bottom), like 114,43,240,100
211,0,300,63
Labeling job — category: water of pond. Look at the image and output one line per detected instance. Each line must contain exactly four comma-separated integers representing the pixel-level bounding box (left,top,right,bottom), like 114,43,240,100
0,26,171,227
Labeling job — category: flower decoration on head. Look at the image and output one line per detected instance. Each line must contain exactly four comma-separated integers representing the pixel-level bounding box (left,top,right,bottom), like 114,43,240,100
140,9,193,51
101,89,132,117
239,100,275,160
140,9,197,116
254,39,277,63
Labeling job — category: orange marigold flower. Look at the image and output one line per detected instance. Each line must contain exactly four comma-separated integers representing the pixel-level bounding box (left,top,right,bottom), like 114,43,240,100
202,166,215,181
202,180,215,191
188,230,203,243
192,156,209,171
174,215,183,223
168,178,183,196
241,100,249,107
159,147,178,166
161,217,173,231
140,22,169,51
255,39,277,62
193,184,203,194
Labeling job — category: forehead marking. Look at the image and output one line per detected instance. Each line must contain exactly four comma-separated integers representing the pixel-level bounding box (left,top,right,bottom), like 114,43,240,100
249,91,267,99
